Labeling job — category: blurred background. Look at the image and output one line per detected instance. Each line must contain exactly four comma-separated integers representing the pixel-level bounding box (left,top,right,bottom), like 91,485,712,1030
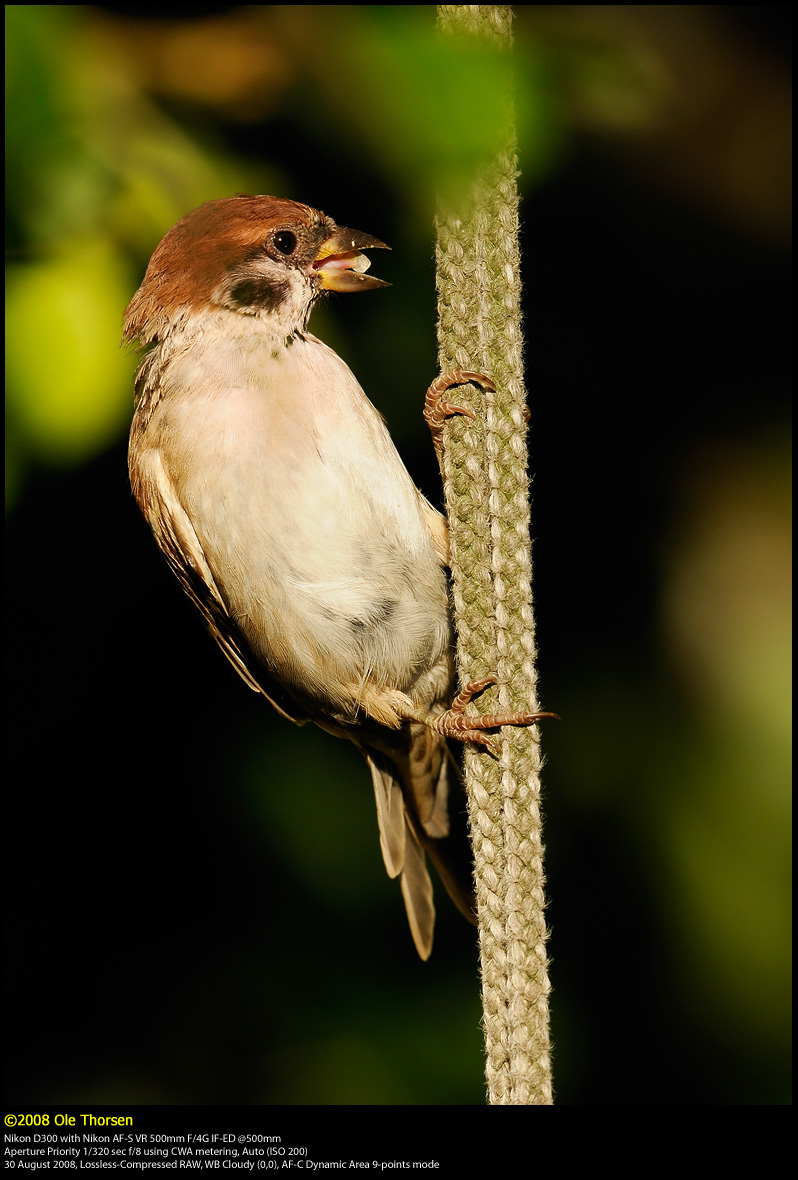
6,5,790,1105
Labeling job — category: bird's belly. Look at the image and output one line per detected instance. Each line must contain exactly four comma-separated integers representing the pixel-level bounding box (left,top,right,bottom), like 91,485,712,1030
159,372,452,716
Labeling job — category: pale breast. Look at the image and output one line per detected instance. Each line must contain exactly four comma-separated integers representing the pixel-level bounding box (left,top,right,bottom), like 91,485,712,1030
145,322,452,716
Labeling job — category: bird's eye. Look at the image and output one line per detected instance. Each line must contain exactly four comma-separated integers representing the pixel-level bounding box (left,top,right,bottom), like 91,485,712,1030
272,231,298,255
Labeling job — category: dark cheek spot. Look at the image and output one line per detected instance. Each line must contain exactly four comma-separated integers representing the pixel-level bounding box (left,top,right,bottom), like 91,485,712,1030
228,276,290,314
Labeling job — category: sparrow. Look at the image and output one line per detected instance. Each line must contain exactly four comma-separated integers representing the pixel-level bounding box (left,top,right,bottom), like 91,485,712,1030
125,195,553,958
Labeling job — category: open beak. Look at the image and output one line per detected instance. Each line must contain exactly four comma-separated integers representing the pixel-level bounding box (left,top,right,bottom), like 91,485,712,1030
313,225,390,292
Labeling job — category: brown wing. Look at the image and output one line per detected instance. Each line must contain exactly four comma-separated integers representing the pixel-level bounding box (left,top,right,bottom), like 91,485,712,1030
132,447,309,726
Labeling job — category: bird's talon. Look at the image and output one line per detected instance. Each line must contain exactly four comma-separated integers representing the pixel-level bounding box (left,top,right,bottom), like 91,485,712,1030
449,676,497,716
468,732,501,757
435,399,475,427
424,369,495,462
429,677,558,749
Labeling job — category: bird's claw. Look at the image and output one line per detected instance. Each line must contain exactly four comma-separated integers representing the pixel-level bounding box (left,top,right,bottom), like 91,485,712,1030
424,370,495,463
429,676,559,754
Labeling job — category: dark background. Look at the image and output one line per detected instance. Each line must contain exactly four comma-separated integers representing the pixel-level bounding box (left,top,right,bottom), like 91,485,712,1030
6,5,791,1105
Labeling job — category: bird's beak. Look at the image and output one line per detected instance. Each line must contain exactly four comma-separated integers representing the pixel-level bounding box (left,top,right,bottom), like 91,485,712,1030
313,226,391,292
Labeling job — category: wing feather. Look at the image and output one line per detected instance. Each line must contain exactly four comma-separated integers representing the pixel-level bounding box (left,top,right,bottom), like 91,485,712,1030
133,448,308,725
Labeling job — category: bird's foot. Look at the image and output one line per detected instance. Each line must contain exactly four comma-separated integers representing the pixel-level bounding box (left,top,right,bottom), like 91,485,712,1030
423,370,494,463
426,677,559,754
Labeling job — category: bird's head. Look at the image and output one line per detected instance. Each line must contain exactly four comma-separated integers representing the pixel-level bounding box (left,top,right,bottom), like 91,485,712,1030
124,195,390,346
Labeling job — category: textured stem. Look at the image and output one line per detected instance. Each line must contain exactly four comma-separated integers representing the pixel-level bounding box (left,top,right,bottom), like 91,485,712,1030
435,4,553,1106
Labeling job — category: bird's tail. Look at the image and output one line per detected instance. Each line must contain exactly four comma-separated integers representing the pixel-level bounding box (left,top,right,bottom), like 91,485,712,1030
364,725,476,959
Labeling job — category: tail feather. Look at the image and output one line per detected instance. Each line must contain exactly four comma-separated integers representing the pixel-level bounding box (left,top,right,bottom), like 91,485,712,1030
367,756,406,878
363,731,476,957
399,823,436,960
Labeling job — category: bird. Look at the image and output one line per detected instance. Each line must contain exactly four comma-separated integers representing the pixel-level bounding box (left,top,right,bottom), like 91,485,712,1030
125,195,554,958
